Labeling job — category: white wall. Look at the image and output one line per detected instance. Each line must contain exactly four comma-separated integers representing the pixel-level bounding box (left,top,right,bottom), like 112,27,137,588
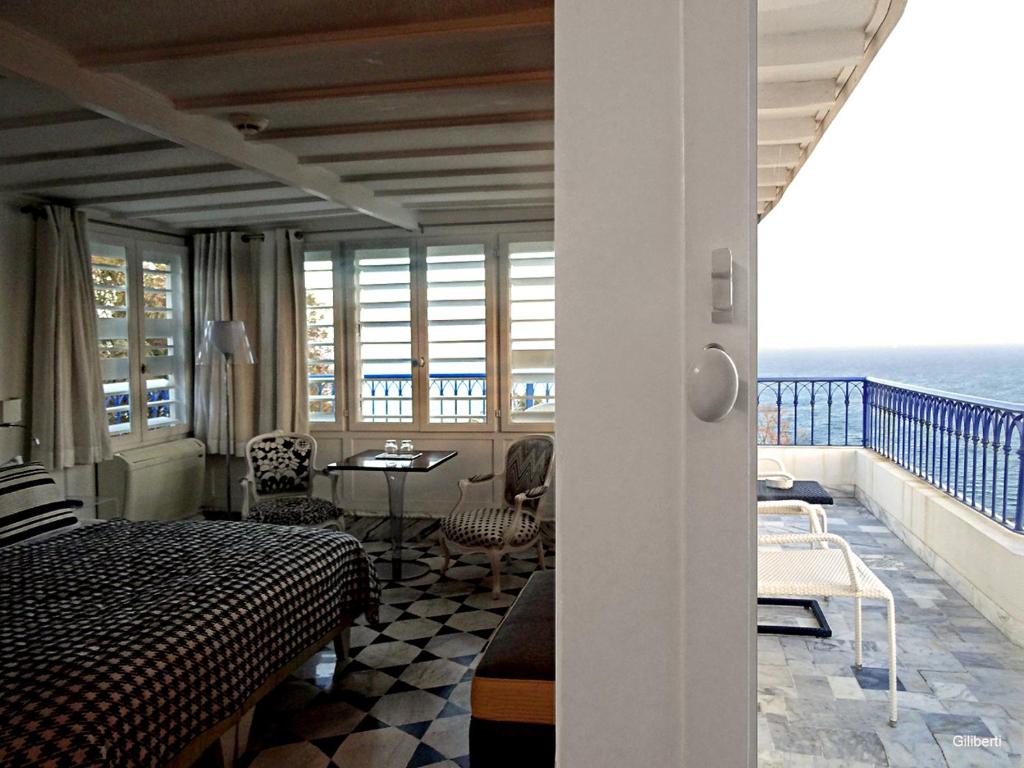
555,0,756,765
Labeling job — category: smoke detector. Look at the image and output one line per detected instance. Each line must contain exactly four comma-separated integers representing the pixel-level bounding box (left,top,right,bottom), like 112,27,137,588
229,113,270,137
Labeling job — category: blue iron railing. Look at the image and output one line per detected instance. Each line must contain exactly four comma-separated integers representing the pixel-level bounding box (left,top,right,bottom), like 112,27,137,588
758,376,1024,533
309,373,555,422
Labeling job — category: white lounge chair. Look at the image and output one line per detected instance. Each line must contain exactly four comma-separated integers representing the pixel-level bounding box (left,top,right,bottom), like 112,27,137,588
759,529,898,726
758,498,829,539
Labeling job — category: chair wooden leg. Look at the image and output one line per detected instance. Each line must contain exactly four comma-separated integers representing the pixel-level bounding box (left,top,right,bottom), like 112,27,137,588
440,537,451,575
536,538,547,570
488,549,502,598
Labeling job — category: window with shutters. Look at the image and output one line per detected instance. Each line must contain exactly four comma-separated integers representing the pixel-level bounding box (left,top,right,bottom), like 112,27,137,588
302,232,555,433
506,239,555,424
425,244,488,424
91,234,190,443
304,252,338,422
351,246,415,425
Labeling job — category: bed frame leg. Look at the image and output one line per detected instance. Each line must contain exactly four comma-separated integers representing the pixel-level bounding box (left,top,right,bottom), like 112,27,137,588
236,708,254,755
217,707,254,767
334,627,351,669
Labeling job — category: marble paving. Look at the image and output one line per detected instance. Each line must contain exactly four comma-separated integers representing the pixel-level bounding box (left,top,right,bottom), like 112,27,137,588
758,498,1024,767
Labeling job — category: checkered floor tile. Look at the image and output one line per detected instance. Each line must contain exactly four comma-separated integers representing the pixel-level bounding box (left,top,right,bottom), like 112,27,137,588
237,539,552,768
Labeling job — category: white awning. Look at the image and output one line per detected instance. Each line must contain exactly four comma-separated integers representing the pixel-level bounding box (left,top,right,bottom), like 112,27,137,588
758,0,907,217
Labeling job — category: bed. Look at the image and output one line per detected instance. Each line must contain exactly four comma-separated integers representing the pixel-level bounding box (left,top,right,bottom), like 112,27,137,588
0,519,379,767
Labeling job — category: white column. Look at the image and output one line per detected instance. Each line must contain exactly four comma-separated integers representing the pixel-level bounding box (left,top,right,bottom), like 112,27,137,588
555,0,756,765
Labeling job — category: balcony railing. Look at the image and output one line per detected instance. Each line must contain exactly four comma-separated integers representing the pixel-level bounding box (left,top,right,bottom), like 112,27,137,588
758,376,1024,533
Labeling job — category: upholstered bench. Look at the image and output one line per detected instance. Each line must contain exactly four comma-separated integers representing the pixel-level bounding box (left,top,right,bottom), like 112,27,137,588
470,569,555,767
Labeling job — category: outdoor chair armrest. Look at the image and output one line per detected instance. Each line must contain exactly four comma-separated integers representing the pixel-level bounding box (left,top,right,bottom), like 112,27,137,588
757,499,828,534
758,470,796,482
452,472,504,515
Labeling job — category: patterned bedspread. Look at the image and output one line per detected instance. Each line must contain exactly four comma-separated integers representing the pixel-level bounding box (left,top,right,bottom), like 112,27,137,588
0,520,379,767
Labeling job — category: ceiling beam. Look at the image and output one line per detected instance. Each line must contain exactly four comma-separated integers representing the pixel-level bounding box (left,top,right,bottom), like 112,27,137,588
758,0,827,11
377,183,553,198
124,196,329,218
343,164,554,183
757,117,817,145
0,109,103,131
757,167,790,187
757,144,802,168
78,8,554,67
0,139,177,166
758,30,864,69
757,80,836,113
300,142,554,165
257,111,553,141
0,19,420,231
77,181,283,206
177,70,553,110
410,197,553,210
0,162,239,191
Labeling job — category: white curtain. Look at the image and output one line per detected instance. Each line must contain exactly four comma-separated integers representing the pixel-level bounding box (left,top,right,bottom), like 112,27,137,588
192,232,258,456
30,206,112,469
192,229,308,455
256,229,309,435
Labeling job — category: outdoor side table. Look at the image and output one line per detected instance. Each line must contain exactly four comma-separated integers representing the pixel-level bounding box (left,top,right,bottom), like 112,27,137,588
325,450,457,582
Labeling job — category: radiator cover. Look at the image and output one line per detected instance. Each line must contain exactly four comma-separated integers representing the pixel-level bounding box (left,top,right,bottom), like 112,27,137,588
98,438,206,521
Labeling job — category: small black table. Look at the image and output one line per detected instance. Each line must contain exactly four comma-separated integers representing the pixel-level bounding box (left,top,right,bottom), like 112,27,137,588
757,478,834,638
325,450,457,582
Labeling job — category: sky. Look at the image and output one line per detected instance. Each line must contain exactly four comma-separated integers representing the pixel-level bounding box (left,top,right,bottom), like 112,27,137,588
758,0,1024,350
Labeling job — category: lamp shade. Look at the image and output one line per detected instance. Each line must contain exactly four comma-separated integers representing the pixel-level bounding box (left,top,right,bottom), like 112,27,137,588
196,320,255,365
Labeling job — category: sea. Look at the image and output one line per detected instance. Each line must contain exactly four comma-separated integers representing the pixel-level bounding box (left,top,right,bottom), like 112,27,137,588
759,345,1024,405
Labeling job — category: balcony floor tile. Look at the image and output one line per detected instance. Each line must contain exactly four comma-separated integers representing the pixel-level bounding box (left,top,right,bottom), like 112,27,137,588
759,497,1024,766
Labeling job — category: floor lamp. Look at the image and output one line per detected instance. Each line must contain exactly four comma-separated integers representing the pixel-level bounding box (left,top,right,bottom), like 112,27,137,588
196,320,255,516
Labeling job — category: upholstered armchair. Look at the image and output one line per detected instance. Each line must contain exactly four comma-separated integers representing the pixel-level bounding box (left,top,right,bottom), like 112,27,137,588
439,434,554,597
240,431,342,529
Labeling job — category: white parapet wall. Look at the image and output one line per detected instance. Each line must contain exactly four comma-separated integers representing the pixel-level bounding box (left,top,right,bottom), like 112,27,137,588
760,445,1024,648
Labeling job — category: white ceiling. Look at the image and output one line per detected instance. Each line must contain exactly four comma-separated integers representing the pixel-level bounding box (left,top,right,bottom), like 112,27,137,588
0,0,904,231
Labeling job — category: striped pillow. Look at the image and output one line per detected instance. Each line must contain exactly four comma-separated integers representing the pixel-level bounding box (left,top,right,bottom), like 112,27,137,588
0,463,79,546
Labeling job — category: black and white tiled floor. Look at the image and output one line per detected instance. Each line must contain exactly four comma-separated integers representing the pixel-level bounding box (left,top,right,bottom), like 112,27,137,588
234,499,1024,767
237,533,553,768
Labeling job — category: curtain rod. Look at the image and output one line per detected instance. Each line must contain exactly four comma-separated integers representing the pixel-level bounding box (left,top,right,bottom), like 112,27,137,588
19,204,47,220
20,204,186,240
239,231,303,243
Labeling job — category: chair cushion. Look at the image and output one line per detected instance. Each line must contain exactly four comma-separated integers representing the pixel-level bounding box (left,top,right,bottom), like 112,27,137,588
503,437,553,511
248,434,315,495
247,496,338,526
0,463,79,546
441,507,540,548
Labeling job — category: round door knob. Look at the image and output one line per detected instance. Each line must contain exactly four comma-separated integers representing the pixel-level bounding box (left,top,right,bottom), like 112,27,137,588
687,344,739,423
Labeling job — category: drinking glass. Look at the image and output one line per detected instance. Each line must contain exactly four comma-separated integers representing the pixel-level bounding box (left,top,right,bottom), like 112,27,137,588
400,439,414,454
384,439,398,455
